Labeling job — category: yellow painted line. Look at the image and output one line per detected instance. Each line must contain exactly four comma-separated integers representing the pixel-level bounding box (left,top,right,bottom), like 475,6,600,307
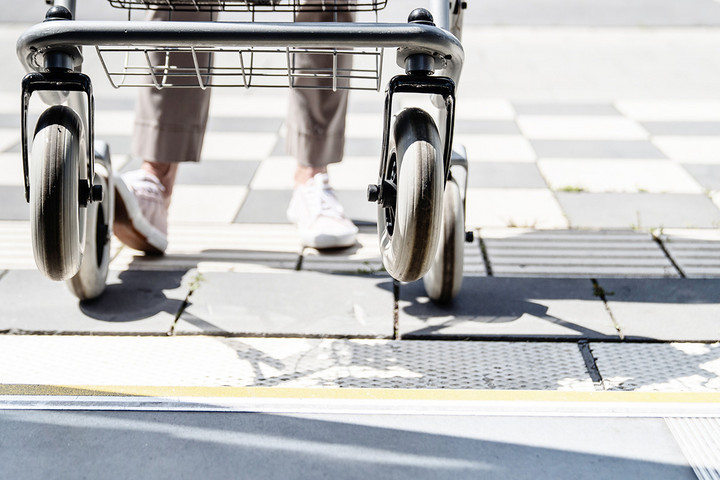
2,385,720,404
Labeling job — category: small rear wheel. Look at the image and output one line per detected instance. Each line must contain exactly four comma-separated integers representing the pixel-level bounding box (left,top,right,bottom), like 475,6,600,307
423,177,464,303
67,147,113,300
378,108,444,282
30,106,85,281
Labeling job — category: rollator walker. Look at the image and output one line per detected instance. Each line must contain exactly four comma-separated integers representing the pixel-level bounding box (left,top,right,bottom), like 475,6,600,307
17,0,470,303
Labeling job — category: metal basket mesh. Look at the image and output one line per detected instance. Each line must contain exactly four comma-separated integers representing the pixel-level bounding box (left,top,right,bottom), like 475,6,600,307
106,0,387,12
95,45,384,91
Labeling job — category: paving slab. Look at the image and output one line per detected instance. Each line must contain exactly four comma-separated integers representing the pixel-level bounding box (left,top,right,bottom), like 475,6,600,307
0,270,188,334
659,228,720,278
0,186,28,221
512,103,620,116
595,278,720,341
591,342,720,392
530,140,665,159
641,121,720,136
467,162,547,189
481,228,678,278
178,271,395,336
465,188,568,229
682,164,720,191
398,277,617,339
556,192,720,229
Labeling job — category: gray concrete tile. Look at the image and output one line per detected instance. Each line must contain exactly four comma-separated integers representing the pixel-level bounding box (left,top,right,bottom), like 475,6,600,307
175,160,259,186
177,271,394,336
556,192,720,229
335,190,378,226
596,278,720,341
271,137,381,158
513,103,620,116
467,162,547,188
234,189,293,224
399,277,618,339
121,158,260,186
0,269,188,333
0,187,29,221
454,120,521,135
482,229,679,278
530,140,666,159
682,164,720,191
206,116,283,133
641,121,720,136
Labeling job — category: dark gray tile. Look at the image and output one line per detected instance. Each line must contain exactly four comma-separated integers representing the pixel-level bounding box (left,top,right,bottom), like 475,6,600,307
641,121,720,136
530,140,666,159
175,160,259,186
0,113,21,129
597,278,720,341
271,137,381,158
0,269,187,333
0,187,29,220
97,135,133,156
335,190,377,226
514,103,620,116
234,189,293,224
178,271,394,336
234,189,375,225
206,117,283,133
455,120,521,135
683,164,720,190
467,162,547,188
556,192,720,229
399,277,617,339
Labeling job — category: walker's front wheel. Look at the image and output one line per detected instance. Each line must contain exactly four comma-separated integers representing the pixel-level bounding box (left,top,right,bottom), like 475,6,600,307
67,143,114,300
423,177,464,303
378,108,444,282
30,106,85,281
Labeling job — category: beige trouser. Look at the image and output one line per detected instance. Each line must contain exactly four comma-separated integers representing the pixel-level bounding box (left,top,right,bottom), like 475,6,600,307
132,7,354,168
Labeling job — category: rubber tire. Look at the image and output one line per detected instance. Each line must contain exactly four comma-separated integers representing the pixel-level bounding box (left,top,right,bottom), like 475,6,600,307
423,178,464,303
378,108,444,282
67,163,113,300
30,106,85,281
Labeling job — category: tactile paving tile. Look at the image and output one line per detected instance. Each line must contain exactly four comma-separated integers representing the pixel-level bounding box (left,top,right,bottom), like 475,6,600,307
481,228,679,278
658,229,720,278
0,221,34,270
591,343,720,392
0,336,595,391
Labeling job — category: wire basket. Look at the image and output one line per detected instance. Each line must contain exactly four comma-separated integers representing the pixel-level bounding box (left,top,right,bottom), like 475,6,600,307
95,45,384,91
106,0,388,12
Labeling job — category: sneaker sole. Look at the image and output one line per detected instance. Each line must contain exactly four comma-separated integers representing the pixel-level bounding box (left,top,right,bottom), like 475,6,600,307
113,176,168,255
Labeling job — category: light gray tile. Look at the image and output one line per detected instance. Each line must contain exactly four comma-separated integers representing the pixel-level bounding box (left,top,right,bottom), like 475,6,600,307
467,162,547,188
597,278,720,341
682,164,720,190
531,140,665,159
455,120,521,135
399,277,617,339
641,121,720,136
556,192,720,229
0,187,29,221
178,271,394,336
206,116,283,133
513,103,620,116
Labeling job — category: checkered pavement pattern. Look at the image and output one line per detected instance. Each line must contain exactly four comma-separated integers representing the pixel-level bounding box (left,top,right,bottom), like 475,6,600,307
3,89,720,278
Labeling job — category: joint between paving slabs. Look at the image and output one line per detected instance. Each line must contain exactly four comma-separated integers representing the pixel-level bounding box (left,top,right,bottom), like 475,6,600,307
591,278,624,341
651,230,687,279
168,272,206,336
0,269,8,283
477,231,494,277
578,340,606,391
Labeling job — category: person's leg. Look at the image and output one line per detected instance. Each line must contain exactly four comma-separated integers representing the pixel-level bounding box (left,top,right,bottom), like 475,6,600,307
115,9,214,254
286,6,359,249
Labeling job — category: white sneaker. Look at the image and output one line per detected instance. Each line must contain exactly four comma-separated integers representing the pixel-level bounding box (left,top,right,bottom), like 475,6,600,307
113,170,169,254
287,173,359,249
